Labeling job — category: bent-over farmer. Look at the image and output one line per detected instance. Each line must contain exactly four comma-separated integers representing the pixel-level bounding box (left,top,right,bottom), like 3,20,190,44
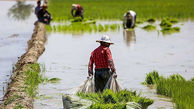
88,35,117,92
123,10,136,29
71,4,84,19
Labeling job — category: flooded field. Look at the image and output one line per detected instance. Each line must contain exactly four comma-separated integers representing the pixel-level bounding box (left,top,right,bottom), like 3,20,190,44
0,1,36,103
0,1,194,109
34,21,194,109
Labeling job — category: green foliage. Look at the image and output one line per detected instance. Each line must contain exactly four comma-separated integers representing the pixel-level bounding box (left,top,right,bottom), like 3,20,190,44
48,78,61,83
147,18,156,23
160,19,172,28
144,72,194,109
144,71,160,85
77,89,153,109
89,103,126,109
24,63,42,98
14,104,24,109
46,22,120,33
48,0,194,21
102,89,118,103
190,77,194,82
71,17,83,22
161,26,180,35
135,97,154,109
142,25,156,31
4,95,22,105
169,74,186,81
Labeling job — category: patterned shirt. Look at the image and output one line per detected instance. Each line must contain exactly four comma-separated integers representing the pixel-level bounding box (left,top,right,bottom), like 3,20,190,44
88,45,115,74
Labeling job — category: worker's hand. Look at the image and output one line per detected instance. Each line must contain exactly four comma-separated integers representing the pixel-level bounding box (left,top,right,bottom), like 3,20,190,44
44,19,48,22
88,72,93,76
113,73,117,79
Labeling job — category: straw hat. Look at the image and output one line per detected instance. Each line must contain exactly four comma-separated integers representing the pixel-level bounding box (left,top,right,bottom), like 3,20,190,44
42,4,48,8
96,35,114,44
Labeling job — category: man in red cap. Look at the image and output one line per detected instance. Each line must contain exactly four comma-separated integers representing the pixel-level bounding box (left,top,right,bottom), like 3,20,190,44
88,35,117,92
71,4,84,19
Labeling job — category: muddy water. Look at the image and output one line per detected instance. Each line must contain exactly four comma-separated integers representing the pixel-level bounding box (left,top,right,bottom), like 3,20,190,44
34,21,194,109
0,1,36,103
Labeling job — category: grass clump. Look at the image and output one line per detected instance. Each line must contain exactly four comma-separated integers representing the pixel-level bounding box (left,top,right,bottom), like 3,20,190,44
48,78,61,83
77,89,153,109
143,71,194,109
161,26,180,35
160,18,180,35
142,25,156,31
144,71,160,85
14,104,24,109
4,95,22,105
46,22,120,33
160,19,172,28
24,63,43,98
147,18,156,23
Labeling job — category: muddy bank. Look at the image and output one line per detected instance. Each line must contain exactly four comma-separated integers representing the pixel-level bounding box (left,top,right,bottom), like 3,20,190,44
0,22,46,109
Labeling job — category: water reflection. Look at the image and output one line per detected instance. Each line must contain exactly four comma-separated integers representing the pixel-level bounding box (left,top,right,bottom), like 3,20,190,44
7,1,33,20
123,29,136,46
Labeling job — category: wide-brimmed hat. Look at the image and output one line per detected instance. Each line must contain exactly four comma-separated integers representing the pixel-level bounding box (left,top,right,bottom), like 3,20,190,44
72,4,77,7
42,4,48,8
96,35,114,44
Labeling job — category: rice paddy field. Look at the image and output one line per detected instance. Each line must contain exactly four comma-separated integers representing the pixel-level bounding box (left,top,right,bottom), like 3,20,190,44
1,0,194,109
48,0,194,21
144,71,194,109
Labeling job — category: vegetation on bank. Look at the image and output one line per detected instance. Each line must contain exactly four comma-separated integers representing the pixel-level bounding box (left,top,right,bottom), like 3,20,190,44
3,63,43,107
24,63,42,98
48,0,194,21
76,89,153,109
143,71,194,109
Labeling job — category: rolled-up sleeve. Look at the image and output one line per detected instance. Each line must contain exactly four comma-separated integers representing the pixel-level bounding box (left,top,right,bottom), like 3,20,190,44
106,48,116,73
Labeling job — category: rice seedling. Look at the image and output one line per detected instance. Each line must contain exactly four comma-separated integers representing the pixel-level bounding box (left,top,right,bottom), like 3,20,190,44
144,71,160,85
48,78,61,83
147,18,156,23
48,0,194,21
76,89,153,109
161,26,180,35
46,22,121,34
24,63,45,98
142,25,156,31
14,104,24,109
160,19,172,28
143,71,194,109
4,94,22,105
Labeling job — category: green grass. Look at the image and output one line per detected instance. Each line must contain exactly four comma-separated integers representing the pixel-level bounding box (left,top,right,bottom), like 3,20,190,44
159,18,180,35
142,25,156,31
48,0,194,21
46,22,120,33
24,63,43,98
76,89,153,109
4,95,22,105
14,104,24,109
143,71,194,109
147,18,156,23
161,26,180,35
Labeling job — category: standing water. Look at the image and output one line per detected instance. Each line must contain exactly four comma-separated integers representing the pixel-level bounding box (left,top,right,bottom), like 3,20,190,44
0,1,36,103
34,21,194,109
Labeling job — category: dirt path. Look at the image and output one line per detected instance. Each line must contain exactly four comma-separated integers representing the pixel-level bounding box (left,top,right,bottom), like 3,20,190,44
0,22,46,109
